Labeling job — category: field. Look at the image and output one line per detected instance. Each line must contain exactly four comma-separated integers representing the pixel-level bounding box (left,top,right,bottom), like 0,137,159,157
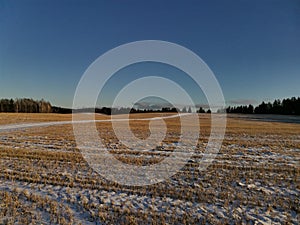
0,113,299,224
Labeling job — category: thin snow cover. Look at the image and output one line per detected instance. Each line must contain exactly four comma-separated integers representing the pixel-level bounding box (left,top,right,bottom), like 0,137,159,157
0,113,190,132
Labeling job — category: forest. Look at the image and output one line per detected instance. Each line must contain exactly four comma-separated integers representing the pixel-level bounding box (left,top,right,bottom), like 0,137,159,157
0,97,299,115
0,98,52,113
219,97,300,115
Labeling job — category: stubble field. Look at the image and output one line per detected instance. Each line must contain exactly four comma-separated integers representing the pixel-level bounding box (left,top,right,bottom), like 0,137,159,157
0,113,299,224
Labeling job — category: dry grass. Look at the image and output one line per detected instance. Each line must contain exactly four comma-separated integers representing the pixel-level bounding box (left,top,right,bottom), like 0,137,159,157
0,112,111,125
0,113,299,224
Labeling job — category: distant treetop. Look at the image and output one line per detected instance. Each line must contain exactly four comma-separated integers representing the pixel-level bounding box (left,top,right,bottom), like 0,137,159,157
217,97,300,115
0,98,52,113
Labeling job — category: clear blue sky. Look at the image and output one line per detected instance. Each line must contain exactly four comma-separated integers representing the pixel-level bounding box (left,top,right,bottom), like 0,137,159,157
0,0,299,108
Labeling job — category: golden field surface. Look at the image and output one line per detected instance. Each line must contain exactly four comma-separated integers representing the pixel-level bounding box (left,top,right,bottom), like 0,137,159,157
0,113,299,224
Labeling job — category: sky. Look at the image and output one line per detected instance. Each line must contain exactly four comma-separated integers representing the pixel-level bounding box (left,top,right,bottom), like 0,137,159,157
0,0,299,108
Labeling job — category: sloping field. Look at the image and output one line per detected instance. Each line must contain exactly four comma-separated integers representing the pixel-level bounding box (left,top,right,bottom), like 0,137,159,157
0,113,299,224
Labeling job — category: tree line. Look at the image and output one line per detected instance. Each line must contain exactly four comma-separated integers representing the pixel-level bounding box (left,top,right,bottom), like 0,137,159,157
217,97,300,115
1,96,299,115
0,98,52,113
197,107,211,114
0,99,191,114
74,107,183,115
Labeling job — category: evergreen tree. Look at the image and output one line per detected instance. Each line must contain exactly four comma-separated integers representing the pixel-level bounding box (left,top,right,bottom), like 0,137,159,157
197,107,205,113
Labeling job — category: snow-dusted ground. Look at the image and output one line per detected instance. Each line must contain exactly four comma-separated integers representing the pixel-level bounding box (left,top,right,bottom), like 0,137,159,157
228,113,300,124
0,113,190,132
0,114,299,224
